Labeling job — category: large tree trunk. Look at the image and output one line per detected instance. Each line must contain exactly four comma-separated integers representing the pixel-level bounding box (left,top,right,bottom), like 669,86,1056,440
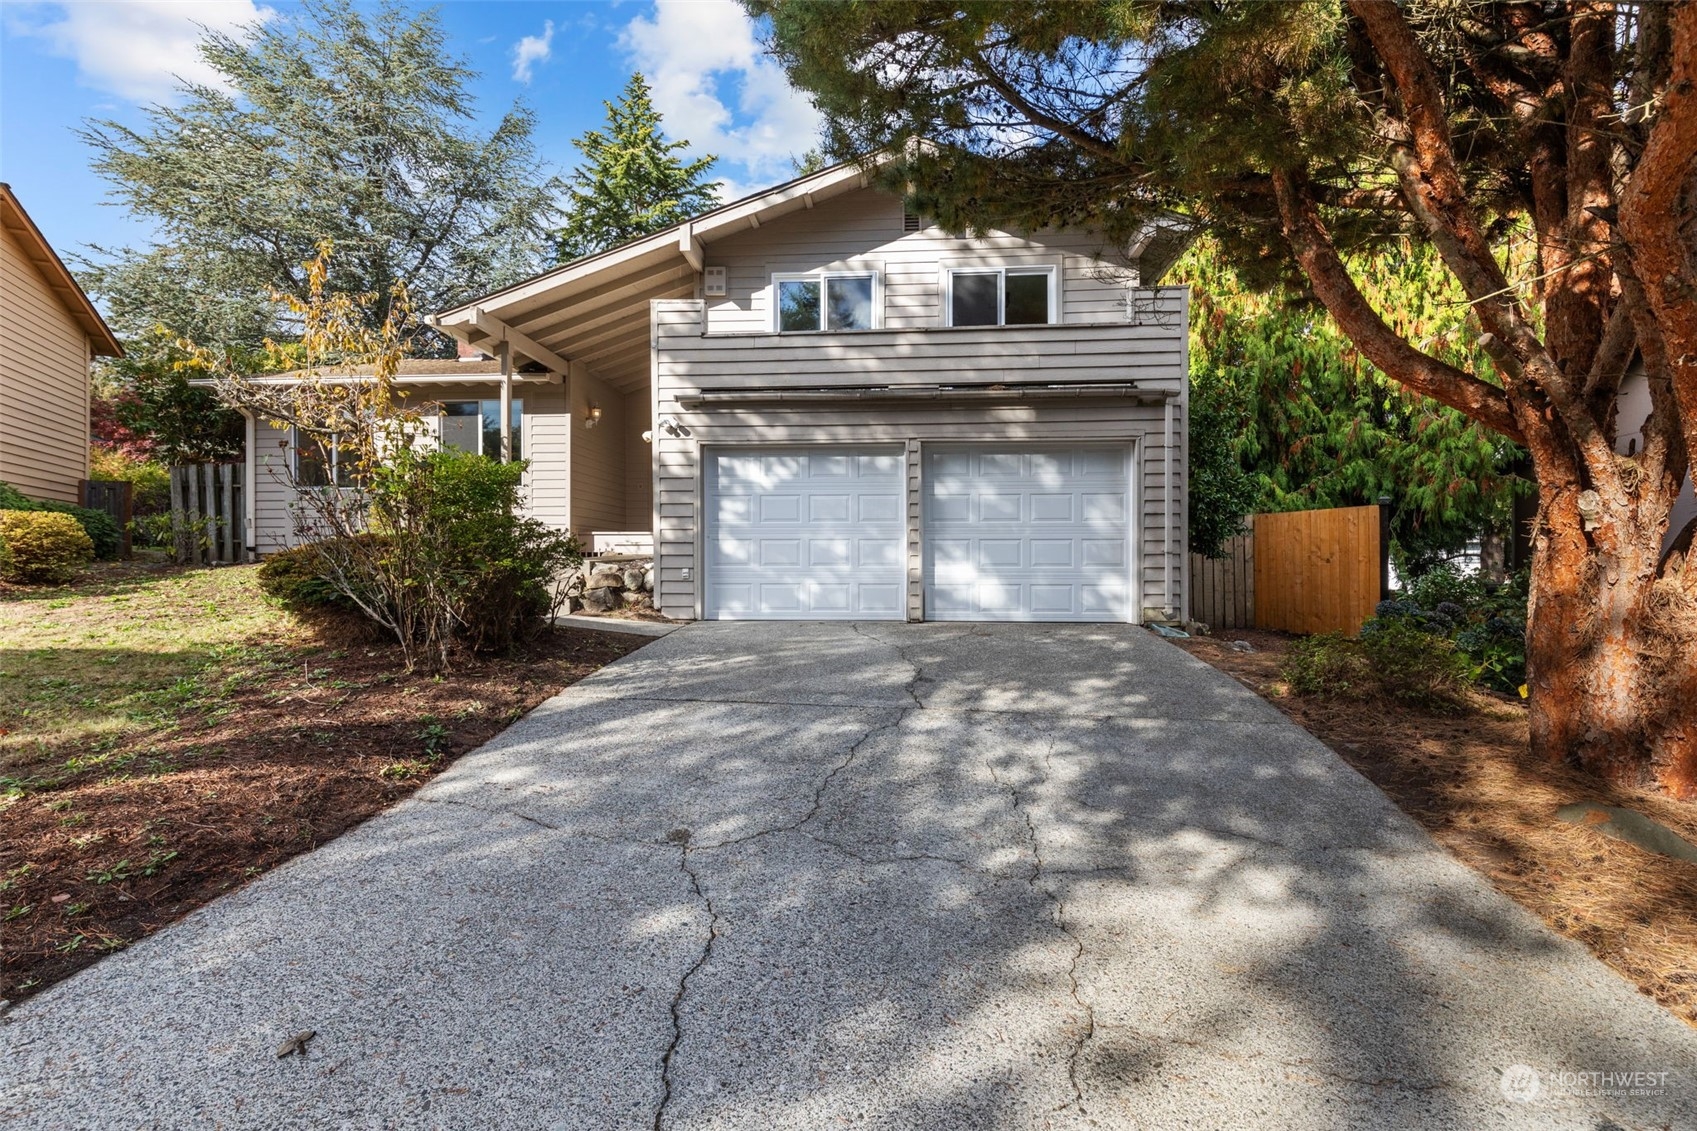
1527,471,1697,798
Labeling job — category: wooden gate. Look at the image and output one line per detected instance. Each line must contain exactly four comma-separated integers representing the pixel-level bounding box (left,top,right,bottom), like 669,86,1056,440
169,463,248,565
78,479,133,558
1252,505,1382,635
1190,504,1384,636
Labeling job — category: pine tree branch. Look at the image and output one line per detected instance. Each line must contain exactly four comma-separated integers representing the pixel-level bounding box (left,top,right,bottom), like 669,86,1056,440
1271,168,1523,442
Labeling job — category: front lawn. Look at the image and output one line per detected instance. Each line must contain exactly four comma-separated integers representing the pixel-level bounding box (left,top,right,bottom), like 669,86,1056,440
0,562,647,1000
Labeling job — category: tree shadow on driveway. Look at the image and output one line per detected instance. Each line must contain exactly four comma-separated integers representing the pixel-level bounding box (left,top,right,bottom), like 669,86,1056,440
4,622,1693,1130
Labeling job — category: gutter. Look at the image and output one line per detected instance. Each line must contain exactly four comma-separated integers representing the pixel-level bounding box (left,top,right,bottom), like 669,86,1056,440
186,373,559,389
676,383,1181,408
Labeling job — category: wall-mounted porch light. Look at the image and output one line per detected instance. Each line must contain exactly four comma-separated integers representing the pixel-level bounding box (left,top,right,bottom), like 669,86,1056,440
584,403,603,430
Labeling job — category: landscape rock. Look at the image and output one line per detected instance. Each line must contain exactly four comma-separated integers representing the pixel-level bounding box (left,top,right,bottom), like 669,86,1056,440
585,568,624,591
620,567,645,591
1229,640,1255,653
579,587,619,613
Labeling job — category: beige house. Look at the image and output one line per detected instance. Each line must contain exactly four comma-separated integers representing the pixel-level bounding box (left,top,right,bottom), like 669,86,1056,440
251,162,1195,623
0,184,122,504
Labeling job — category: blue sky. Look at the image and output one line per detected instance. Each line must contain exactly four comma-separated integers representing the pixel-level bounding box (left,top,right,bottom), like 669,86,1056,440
0,0,820,265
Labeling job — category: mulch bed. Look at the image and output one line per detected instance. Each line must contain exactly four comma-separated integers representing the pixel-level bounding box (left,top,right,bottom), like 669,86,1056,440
1180,628,1697,1030
1,620,647,1003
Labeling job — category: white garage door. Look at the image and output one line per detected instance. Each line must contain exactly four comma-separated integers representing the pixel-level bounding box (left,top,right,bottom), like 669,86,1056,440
924,444,1134,622
705,446,906,620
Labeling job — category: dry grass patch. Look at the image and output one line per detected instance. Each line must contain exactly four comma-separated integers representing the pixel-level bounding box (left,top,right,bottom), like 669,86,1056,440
1181,629,1697,1031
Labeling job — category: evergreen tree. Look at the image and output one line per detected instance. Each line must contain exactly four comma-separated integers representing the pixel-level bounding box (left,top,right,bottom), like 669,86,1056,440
1177,238,1527,569
80,0,558,352
555,73,721,262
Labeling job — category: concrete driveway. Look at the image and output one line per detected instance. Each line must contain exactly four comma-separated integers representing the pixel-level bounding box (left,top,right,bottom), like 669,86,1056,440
5,622,1694,1129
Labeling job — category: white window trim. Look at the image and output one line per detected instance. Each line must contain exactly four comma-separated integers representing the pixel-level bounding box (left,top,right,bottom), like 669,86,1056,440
439,398,524,462
941,261,1061,328
770,269,883,333
291,425,351,489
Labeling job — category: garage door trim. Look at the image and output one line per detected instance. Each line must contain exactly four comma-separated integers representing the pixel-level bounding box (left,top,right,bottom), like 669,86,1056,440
919,440,1139,624
702,442,908,621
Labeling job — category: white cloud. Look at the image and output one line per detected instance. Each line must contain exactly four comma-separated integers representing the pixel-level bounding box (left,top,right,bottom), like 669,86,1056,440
8,1,273,103
619,0,821,199
510,19,554,85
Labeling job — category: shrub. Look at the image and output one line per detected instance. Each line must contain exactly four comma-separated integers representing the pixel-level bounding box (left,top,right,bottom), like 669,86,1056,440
0,510,95,584
0,481,122,560
89,447,172,516
1359,619,1469,708
1282,634,1374,698
260,540,355,609
285,449,583,666
1405,563,1485,610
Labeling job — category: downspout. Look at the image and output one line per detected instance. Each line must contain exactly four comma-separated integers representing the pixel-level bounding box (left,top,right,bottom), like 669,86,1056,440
1163,398,1175,620
498,341,513,462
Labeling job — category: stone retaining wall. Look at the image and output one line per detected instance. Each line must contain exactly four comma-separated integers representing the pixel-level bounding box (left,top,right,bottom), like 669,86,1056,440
559,554,655,615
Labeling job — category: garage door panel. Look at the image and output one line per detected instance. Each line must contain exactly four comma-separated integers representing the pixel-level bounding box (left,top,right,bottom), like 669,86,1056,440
707,446,905,621
925,444,1133,623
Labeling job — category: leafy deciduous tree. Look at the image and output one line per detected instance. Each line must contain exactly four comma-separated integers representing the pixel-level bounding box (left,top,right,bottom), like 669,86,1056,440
753,0,1697,794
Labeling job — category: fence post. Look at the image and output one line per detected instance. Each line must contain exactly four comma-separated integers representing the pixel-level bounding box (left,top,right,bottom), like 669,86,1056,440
220,463,234,564
1378,496,1393,600
170,466,188,564
200,463,216,566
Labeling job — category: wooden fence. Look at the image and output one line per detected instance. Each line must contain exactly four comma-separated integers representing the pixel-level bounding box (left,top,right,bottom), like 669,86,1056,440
1190,504,1384,636
1190,529,1255,630
170,463,248,565
78,479,133,558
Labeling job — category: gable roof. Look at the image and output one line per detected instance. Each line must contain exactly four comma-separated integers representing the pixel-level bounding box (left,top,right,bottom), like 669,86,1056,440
429,157,1191,393
0,184,123,358
429,160,879,392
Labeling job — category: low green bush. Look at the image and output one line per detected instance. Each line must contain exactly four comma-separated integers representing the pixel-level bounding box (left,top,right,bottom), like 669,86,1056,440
1372,568,1528,695
0,481,122,560
1282,634,1374,698
1284,623,1468,709
257,535,391,611
1359,618,1469,708
0,510,95,584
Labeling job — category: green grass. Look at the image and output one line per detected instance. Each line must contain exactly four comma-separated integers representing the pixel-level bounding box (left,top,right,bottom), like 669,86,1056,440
0,565,299,786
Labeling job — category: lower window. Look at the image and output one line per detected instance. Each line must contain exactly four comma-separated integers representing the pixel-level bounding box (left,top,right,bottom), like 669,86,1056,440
441,399,523,461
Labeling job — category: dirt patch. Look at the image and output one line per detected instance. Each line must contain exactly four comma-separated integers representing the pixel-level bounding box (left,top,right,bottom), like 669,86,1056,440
1,607,647,1002
1180,629,1697,1030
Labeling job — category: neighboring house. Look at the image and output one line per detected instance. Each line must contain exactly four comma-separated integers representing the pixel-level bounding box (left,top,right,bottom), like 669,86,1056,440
1614,361,1696,560
250,161,1195,624
0,184,122,504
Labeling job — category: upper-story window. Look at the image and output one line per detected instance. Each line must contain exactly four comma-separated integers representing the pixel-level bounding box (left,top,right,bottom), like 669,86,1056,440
775,272,877,332
947,266,1055,327
441,399,523,462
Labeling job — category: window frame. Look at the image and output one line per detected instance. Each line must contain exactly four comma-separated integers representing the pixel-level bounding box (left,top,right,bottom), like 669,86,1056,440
291,425,353,489
943,264,1059,328
770,270,882,333
439,397,524,462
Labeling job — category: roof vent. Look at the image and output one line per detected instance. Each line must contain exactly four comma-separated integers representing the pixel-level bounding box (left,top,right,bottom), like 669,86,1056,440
902,209,923,233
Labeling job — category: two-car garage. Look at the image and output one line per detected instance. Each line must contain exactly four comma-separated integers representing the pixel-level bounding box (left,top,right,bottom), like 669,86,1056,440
703,443,1136,622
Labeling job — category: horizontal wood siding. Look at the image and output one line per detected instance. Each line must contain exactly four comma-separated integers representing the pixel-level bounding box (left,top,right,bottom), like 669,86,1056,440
701,187,1144,334
249,380,571,552
623,388,652,528
652,297,1189,620
568,366,624,539
0,224,91,503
